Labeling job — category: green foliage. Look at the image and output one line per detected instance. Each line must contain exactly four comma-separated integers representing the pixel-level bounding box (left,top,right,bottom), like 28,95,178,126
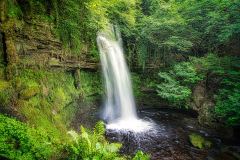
94,121,106,136
123,0,240,69
79,71,102,102
131,73,143,98
67,121,149,159
132,151,150,160
67,121,125,160
54,0,91,54
131,73,158,100
1,115,145,159
189,133,212,149
157,62,202,106
0,114,59,160
157,72,191,106
180,0,240,50
213,57,240,125
87,0,138,29
172,62,203,85
6,0,22,18
0,79,9,91
0,68,104,142
215,89,240,125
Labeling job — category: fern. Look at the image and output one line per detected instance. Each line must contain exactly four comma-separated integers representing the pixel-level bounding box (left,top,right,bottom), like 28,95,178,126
94,121,105,136
132,151,150,160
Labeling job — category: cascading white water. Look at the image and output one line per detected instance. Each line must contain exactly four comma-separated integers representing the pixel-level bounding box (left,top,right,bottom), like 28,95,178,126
97,26,154,132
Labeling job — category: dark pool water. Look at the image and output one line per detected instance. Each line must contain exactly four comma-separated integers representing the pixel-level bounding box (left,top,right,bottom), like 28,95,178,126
105,108,240,160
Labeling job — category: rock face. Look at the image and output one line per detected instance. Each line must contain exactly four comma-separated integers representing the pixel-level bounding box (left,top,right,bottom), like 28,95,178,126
1,19,98,72
19,21,98,70
191,80,215,126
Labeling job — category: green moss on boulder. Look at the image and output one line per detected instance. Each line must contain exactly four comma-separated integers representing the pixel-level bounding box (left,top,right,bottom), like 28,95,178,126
189,133,212,149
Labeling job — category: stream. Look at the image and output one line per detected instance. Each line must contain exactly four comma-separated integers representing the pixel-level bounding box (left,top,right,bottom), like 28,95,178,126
105,108,240,160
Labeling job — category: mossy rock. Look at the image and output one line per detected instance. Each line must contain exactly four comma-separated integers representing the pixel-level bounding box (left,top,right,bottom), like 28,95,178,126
189,133,212,149
20,86,40,100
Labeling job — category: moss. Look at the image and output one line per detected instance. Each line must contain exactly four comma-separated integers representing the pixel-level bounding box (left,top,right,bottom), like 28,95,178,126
1,68,103,145
0,79,14,107
79,71,102,102
18,98,66,141
5,35,18,64
19,86,39,100
51,87,71,111
189,133,212,149
0,80,9,91
6,64,18,80
10,69,83,140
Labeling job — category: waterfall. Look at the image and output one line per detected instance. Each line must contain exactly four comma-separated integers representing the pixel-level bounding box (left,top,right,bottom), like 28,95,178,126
97,26,153,132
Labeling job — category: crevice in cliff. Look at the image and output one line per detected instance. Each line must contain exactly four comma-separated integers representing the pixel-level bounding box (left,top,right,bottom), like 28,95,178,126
0,31,8,66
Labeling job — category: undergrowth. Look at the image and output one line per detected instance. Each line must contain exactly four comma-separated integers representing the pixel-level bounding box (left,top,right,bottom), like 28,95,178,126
0,114,150,160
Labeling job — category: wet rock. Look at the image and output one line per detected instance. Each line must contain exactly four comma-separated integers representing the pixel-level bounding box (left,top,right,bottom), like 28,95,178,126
207,146,240,160
191,81,216,126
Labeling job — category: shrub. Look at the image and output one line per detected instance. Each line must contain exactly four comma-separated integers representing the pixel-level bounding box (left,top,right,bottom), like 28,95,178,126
157,72,191,106
0,114,59,160
172,62,203,85
157,61,201,107
132,151,150,160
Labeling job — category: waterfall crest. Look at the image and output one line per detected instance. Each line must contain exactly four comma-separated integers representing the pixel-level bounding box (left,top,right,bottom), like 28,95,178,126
97,26,153,132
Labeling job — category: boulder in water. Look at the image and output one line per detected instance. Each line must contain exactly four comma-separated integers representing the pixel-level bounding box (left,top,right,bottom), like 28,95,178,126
189,133,212,149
